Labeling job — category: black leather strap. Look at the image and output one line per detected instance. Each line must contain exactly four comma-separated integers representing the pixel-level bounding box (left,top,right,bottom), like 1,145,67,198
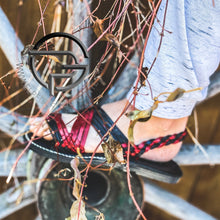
46,115,63,143
91,107,128,143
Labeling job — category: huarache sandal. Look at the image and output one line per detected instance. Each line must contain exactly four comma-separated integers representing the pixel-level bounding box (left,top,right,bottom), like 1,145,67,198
24,106,187,183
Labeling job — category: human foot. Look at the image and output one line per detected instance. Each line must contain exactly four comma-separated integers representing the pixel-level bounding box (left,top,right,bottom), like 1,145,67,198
29,99,188,162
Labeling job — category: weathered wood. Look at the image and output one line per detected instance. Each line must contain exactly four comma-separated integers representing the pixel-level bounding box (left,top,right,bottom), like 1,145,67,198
206,71,220,100
175,144,220,166
0,5,93,113
0,106,28,142
35,215,41,220
69,0,92,111
0,7,54,113
143,180,216,220
0,184,36,219
0,149,28,177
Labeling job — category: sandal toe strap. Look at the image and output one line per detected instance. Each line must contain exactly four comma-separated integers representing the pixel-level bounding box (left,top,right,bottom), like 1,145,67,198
46,109,94,153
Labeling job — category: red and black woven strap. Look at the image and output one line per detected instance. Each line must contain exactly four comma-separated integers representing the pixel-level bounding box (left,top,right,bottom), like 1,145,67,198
121,130,187,159
46,107,187,159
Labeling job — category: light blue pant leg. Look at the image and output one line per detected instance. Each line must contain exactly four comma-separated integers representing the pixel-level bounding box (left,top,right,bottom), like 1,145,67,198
128,0,220,119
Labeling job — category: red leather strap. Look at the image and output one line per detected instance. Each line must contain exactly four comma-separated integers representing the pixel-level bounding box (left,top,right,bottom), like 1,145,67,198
70,109,94,153
51,109,94,153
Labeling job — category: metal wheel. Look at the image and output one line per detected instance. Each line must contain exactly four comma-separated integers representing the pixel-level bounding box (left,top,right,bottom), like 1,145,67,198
0,2,220,220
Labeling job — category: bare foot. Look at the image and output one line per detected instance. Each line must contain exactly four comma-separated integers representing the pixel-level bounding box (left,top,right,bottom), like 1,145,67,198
29,99,188,162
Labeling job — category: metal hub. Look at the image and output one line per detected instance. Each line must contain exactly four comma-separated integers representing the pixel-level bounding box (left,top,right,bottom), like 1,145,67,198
33,158,143,220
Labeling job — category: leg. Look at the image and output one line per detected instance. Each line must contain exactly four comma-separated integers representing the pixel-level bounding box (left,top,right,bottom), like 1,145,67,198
29,99,188,162
28,0,219,169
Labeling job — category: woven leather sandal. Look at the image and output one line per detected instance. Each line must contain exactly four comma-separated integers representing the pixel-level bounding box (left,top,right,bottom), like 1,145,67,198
24,106,187,183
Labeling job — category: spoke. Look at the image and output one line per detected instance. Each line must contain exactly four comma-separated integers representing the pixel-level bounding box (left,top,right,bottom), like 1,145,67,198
144,180,215,220
0,106,28,142
0,149,28,177
206,71,220,100
0,7,55,113
69,0,92,111
175,144,220,166
0,184,36,219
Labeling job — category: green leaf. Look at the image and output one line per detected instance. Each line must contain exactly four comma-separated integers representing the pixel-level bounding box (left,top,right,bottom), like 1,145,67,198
125,110,141,121
126,103,158,143
166,88,185,102
125,108,152,122
127,120,136,144
136,109,153,122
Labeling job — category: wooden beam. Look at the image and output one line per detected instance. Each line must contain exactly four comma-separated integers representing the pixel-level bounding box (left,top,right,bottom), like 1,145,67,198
175,144,220,166
0,184,36,219
0,7,54,113
0,106,28,142
69,0,92,111
143,180,216,220
0,149,28,177
206,71,220,100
